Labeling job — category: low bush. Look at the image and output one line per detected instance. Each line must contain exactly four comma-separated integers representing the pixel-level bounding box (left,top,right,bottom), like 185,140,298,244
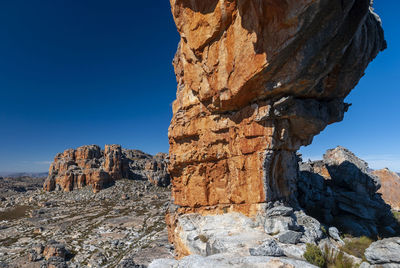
393,211,400,223
304,244,326,268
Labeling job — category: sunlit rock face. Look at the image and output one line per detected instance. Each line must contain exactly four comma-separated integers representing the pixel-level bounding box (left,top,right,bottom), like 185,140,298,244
373,168,400,211
43,145,170,192
168,0,385,257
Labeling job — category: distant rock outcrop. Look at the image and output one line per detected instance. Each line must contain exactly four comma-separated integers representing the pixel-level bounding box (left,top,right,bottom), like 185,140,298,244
298,146,399,238
43,145,170,192
167,0,386,258
373,168,400,211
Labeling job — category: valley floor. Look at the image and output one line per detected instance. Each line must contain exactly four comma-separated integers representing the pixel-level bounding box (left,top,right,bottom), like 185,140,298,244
0,178,173,268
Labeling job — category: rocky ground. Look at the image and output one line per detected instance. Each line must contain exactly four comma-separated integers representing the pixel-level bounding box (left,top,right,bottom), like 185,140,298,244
0,176,46,198
0,178,173,268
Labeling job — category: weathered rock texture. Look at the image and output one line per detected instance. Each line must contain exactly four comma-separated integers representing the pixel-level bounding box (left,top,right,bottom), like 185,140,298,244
168,0,385,256
365,237,400,266
168,0,385,210
373,168,400,211
44,145,170,192
298,146,399,238
149,254,317,268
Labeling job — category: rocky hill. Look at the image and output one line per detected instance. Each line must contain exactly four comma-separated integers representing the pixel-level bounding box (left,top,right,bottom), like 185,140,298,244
43,145,170,193
298,146,400,238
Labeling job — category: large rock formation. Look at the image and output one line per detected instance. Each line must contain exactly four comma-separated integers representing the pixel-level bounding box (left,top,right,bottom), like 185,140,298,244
44,145,170,192
167,0,386,257
373,168,400,211
298,146,399,238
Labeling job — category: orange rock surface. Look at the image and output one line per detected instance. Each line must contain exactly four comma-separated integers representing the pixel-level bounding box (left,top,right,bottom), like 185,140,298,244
373,168,400,211
168,0,385,256
44,145,170,192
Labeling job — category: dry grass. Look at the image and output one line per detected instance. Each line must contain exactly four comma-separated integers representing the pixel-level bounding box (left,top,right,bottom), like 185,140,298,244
198,234,209,243
324,246,355,268
304,243,358,268
341,236,373,260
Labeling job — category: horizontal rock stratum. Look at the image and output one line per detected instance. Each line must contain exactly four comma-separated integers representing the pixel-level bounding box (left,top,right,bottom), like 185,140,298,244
43,145,170,192
167,0,386,258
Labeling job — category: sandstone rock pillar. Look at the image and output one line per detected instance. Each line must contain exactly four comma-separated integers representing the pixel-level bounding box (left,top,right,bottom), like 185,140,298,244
167,0,386,257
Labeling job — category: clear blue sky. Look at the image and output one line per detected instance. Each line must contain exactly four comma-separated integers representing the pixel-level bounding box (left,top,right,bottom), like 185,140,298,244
0,1,398,172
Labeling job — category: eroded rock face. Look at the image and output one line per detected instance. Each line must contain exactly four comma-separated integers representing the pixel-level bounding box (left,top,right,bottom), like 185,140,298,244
298,146,399,238
44,145,170,192
168,0,385,256
373,168,400,211
169,0,385,211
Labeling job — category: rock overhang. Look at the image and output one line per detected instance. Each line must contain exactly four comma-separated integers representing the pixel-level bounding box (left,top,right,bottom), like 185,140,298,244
167,0,386,258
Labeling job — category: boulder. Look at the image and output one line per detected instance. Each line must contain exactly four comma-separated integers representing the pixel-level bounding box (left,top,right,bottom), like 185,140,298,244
277,231,302,245
43,241,69,261
295,211,324,244
328,227,344,245
264,216,299,235
44,145,170,192
365,237,400,265
27,250,42,262
27,243,44,262
249,239,284,257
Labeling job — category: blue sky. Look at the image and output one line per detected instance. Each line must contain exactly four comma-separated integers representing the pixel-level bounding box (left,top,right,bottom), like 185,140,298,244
0,1,398,172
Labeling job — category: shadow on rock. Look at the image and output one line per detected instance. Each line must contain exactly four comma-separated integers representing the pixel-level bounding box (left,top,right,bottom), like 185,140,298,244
297,146,400,238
